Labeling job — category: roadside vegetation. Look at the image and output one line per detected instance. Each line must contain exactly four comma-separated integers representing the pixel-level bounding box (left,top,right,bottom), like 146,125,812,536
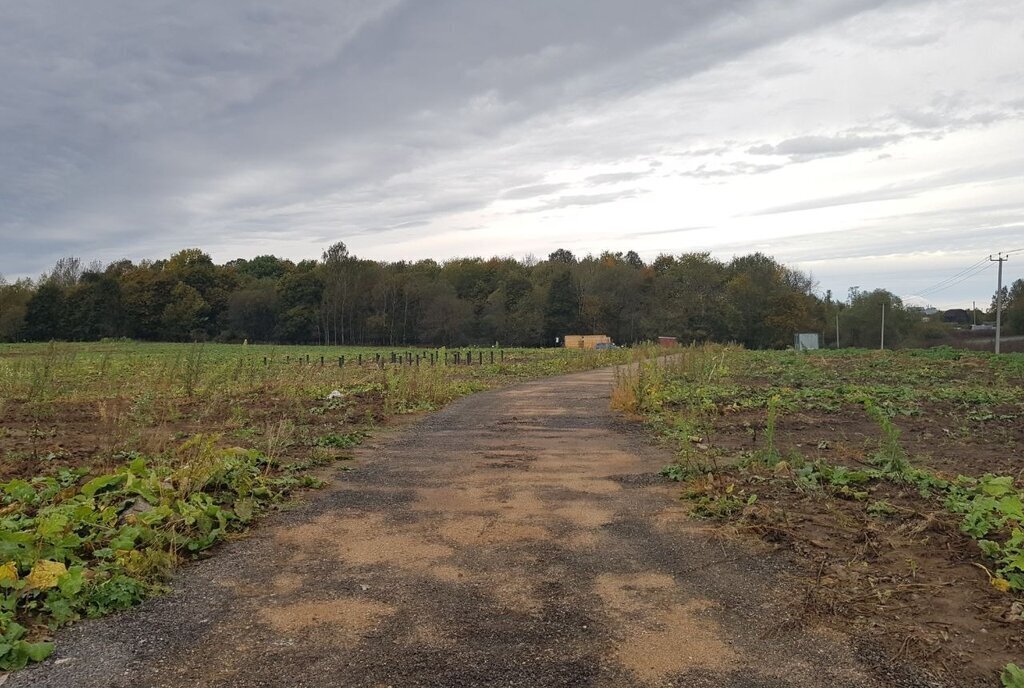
0,341,636,669
615,345,1024,687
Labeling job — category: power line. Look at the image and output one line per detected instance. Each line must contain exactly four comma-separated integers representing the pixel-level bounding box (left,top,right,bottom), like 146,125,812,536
916,261,992,298
914,256,991,296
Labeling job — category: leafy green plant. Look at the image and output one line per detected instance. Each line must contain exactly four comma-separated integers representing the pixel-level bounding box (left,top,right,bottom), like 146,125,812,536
866,500,898,517
945,474,1024,590
1002,662,1024,688
863,399,909,475
0,439,317,669
688,490,756,519
660,458,712,482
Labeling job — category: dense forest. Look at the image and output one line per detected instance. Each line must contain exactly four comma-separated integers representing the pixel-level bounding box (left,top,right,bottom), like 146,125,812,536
0,244,1021,348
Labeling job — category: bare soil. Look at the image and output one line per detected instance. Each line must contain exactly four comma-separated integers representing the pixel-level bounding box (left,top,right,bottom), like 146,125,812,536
708,404,1024,478
11,368,946,687
671,397,1024,685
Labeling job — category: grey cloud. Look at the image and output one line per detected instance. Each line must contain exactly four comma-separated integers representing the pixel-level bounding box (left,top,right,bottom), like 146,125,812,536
627,226,708,238
746,96,1024,166
755,186,913,215
867,30,945,48
747,133,904,159
520,189,643,214
501,183,570,200
680,161,784,178
584,171,649,185
753,159,1024,215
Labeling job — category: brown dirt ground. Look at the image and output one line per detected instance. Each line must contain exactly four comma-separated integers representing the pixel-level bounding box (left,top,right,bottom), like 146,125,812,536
667,395,1024,686
12,367,950,687
0,390,385,480
705,403,1024,478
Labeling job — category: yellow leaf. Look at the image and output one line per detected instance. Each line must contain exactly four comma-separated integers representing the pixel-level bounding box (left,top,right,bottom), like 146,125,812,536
24,560,67,590
0,561,18,585
992,577,1012,593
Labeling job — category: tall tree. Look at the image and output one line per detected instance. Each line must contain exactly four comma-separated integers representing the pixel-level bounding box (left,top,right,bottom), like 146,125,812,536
22,282,68,340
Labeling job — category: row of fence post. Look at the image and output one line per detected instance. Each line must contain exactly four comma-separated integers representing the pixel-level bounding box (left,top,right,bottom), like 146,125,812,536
260,350,504,368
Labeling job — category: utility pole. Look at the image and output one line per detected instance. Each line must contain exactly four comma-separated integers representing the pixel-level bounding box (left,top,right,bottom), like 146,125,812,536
991,253,1008,354
880,303,886,350
973,301,977,327
835,313,840,349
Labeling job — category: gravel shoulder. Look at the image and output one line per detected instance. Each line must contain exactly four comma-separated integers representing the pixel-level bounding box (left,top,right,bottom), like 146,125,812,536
11,366,941,687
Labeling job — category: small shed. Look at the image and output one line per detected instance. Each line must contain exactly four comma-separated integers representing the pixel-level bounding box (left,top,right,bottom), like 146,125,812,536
564,334,612,350
794,333,820,351
657,336,678,348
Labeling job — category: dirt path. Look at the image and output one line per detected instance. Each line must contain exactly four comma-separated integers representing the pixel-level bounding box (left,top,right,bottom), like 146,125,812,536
14,367,940,687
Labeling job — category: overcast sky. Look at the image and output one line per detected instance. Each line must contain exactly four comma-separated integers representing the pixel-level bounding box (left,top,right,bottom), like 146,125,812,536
1,0,1022,308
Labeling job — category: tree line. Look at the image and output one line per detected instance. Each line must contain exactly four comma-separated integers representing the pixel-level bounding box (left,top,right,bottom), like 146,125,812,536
0,244,1021,348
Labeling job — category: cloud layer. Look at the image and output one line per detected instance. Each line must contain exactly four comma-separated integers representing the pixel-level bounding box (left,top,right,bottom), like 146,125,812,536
1,0,1022,307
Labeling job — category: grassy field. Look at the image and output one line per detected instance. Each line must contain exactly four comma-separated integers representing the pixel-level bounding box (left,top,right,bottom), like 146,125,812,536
0,341,635,670
615,346,1024,686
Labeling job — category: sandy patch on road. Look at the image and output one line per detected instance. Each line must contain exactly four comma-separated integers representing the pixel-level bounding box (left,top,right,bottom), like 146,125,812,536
260,597,394,635
275,512,453,569
595,572,739,681
438,513,549,545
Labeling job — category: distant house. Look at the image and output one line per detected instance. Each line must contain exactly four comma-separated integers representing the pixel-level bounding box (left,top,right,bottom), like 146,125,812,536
564,334,612,350
942,308,971,325
657,336,678,347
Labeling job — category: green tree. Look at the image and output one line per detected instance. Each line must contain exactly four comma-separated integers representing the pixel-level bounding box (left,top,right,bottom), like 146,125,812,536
22,282,67,340
543,270,580,344
161,283,209,341
1005,278,1024,335
66,272,123,340
227,281,280,341
842,289,914,348
0,277,31,341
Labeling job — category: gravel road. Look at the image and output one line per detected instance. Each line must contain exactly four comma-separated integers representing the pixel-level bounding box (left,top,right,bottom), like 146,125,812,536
11,366,942,687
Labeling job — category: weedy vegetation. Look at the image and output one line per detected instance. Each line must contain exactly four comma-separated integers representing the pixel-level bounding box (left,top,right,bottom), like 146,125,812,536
620,345,1024,686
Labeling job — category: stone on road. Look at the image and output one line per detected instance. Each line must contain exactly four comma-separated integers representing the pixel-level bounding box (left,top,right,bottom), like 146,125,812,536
13,367,926,687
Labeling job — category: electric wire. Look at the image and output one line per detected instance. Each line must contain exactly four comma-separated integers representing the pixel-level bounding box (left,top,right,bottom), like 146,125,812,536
914,256,989,294
916,258,992,298
917,262,992,298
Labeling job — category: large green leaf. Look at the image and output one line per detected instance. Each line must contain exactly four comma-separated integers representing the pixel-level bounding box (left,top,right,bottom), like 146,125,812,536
80,474,126,498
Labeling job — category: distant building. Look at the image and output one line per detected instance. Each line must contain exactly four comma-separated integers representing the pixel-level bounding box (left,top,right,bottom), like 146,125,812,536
564,334,612,350
657,336,678,347
794,333,820,351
